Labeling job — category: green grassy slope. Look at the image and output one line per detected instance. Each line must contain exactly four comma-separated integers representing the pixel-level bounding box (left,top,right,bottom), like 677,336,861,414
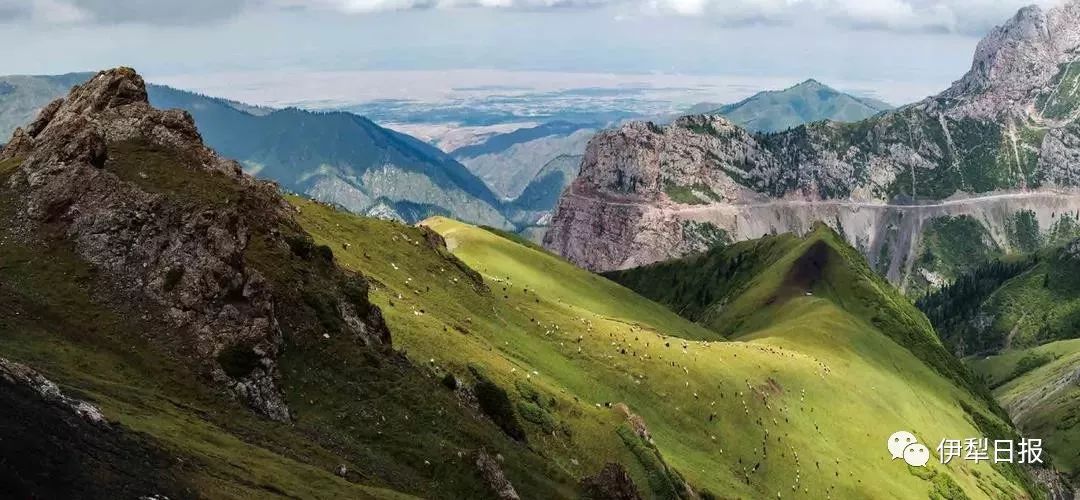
606,225,987,400
0,149,573,498
296,204,1038,499
968,340,1080,483
918,245,1080,357
926,243,1080,486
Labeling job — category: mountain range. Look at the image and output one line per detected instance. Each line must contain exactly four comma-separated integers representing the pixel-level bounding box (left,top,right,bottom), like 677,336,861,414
451,121,597,201
545,0,1080,297
0,73,512,229
1,74,907,246
0,67,1061,497
446,80,893,240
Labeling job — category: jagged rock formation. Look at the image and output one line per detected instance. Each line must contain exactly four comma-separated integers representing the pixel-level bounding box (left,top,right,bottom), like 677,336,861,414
545,1,1080,292
0,68,390,421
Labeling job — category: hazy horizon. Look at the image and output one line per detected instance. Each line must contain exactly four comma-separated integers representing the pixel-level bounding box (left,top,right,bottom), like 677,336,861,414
2,0,1070,110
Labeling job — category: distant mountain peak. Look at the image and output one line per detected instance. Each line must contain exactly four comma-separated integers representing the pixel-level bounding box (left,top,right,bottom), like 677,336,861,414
793,78,827,89
708,77,891,132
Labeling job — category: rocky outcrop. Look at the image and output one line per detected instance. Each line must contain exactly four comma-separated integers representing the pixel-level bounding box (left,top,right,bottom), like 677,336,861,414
580,463,642,500
474,450,520,500
1029,464,1077,500
0,357,106,425
0,68,390,421
613,402,651,441
544,1,1080,287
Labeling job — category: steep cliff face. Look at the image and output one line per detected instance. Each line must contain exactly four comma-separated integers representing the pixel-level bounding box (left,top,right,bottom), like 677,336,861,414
545,1,1080,291
939,3,1080,118
1,68,390,421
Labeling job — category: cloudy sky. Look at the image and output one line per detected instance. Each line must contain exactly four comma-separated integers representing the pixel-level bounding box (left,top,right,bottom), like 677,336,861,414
0,0,1067,105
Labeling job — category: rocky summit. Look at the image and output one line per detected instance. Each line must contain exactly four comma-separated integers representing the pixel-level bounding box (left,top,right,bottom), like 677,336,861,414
0,68,390,422
544,0,1080,293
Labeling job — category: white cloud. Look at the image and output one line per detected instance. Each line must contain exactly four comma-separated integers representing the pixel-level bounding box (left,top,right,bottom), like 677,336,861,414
35,0,89,23
2,0,1069,35
292,0,615,11
0,0,88,24
642,0,1065,34
275,0,1074,34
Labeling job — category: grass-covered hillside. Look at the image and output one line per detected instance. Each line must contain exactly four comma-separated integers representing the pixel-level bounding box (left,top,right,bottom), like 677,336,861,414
606,224,986,397
918,242,1080,357
968,340,1080,485
296,203,1042,499
0,155,576,498
0,66,1058,500
918,240,1080,488
0,69,573,499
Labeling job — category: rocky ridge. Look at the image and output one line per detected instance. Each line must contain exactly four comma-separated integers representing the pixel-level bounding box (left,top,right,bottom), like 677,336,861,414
0,357,106,425
0,68,390,421
544,1,1080,288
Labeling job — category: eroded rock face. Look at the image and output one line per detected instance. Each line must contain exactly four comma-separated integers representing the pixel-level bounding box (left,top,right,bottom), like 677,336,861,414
0,68,390,421
940,2,1080,119
545,1,1080,284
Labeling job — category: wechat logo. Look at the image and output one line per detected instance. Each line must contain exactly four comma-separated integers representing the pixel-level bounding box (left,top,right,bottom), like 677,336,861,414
888,431,930,467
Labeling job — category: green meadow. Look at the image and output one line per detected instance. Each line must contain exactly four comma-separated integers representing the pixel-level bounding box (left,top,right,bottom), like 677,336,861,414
295,199,1038,499
969,339,1080,482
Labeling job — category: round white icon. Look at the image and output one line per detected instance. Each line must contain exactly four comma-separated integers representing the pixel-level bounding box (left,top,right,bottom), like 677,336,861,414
887,431,918,460
888,431,930,467
902,443,931,467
